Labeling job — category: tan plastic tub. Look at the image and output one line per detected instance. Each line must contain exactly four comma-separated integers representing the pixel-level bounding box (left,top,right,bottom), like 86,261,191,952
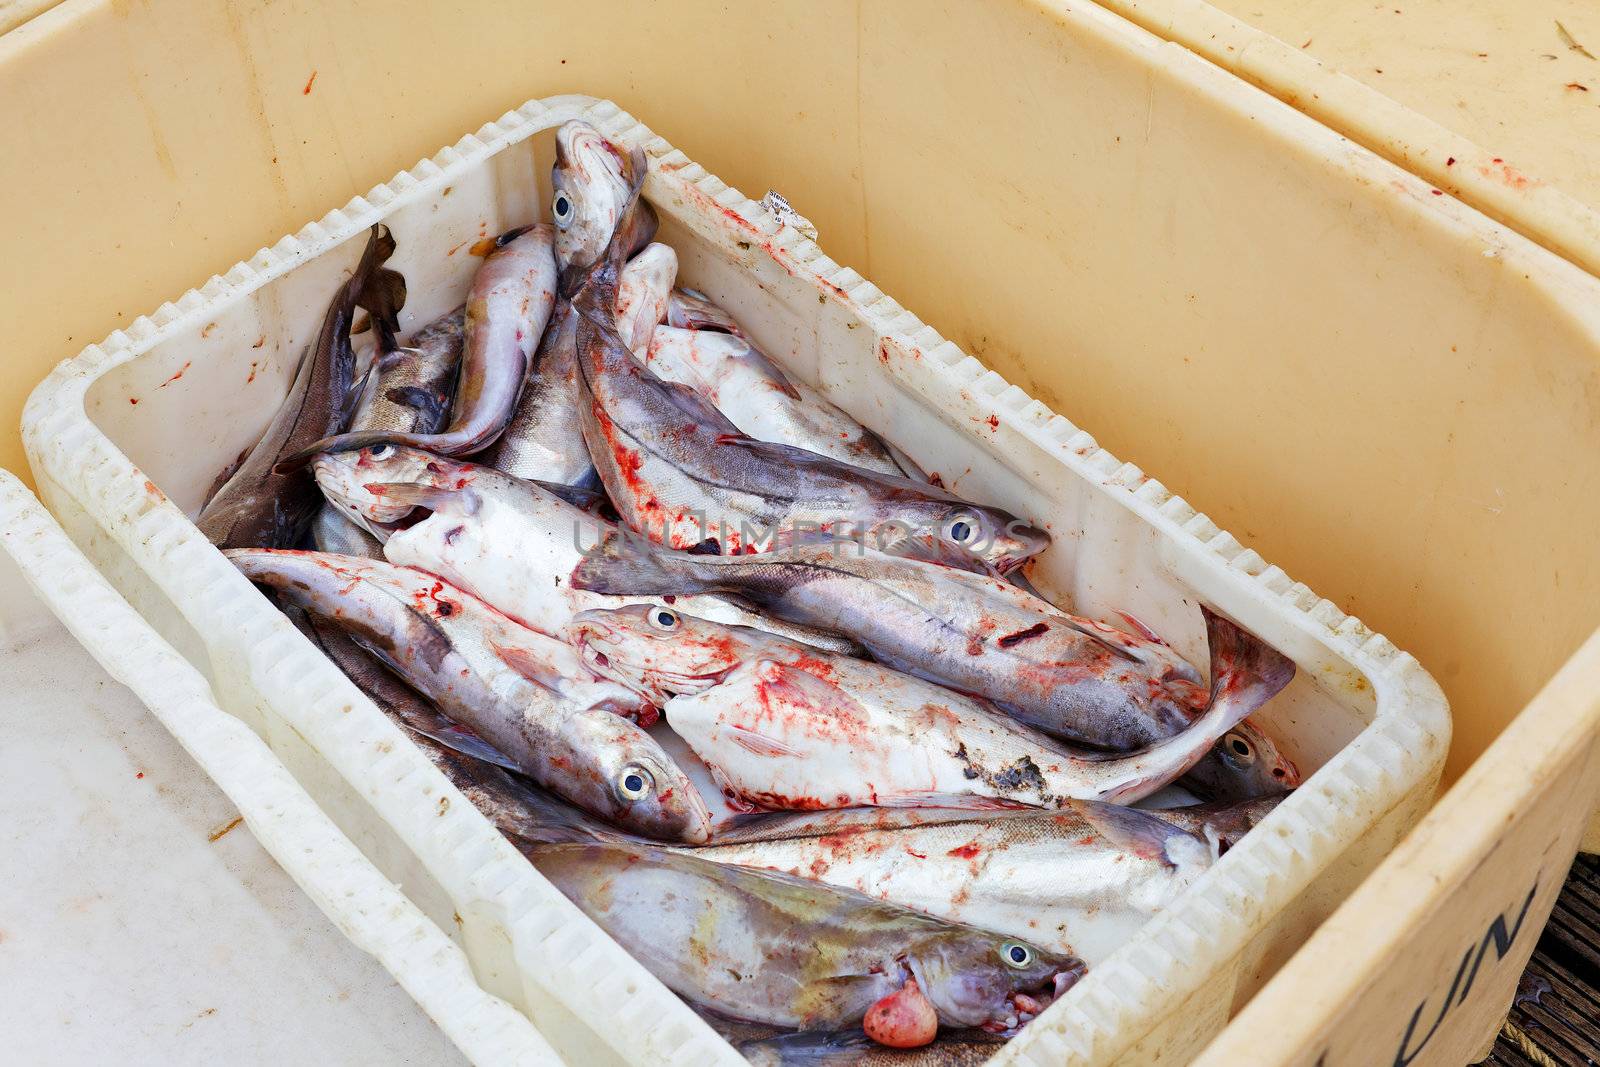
5,0,1600,1062
22,93,1449,1065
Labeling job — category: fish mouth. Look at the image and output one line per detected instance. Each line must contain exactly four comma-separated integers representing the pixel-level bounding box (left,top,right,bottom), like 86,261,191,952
990,524,1052,574
978,968,1083,1035
574,632,739,702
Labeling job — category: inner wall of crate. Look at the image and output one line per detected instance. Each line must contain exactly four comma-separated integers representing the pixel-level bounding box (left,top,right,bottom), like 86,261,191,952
82,123,1373,785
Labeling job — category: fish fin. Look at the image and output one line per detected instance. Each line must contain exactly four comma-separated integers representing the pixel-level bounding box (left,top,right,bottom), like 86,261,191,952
385,384,453,431
754,662,869,726
718,334,802,400
883,440,931,483
352,224,406,339
571,531,708,597
488,639,567,691
722,723,801,758
495,224,537,248
362,481,480,517
530,478,609,513
883,535,1005,577
1075,799,1208,867
666,288,743,335
201,440,256,508
1202,607,1296,717
880,793,1033,811
1116,611,1165,644
1013,614,1144,665
404,717,521,772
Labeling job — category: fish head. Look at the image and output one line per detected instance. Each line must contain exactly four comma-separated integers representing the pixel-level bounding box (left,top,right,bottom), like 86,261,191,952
1183,721,1300,802
312,445,465,530
551,121,632,275
569,710,715,843
908,934,1085,1034
883,503,1051,575
566,604,776,704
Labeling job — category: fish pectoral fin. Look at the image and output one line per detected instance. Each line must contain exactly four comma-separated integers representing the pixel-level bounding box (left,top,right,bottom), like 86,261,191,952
1054,617,1146,665
722,723,801,758
753,661,867,723
489,640,565,691
1076,800,1205,867
364,481,481,517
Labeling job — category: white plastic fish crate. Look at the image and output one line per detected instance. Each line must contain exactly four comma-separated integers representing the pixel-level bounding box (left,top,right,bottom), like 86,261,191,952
0,471,560,1066
22,94,1448,1065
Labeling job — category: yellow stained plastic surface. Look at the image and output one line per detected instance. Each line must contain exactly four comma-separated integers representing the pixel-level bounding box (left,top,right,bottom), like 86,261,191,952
1212,0,1600,214
5,1,1600,1059
5,0,1599,793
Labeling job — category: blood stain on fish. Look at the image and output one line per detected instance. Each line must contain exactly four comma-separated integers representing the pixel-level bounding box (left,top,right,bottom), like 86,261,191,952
997,623,1049,648
302,71,317,95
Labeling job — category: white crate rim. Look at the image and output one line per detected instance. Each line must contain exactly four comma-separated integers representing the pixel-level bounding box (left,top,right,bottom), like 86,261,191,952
21,93,1449,1065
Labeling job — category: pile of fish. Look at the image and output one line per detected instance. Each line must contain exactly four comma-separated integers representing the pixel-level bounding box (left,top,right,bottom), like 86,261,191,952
201,120,1299,1060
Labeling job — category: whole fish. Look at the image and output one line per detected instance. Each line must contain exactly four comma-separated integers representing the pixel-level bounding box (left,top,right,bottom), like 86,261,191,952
574,537,1297,796
527,841,1084,1044
310,444,861,656
285,225,558,463
532,797,1213,965
310,305,465,553
567,604,1295,807
227,549,712,842
481,123,658,483
571,179,1049,572
615,243,677,355
680,803,1212,966
573,538,1198,746
651,291,912,478
198,224,404,548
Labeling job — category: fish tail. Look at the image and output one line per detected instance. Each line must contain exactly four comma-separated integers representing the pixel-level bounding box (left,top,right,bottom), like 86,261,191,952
570,530,707,597
1199,606,1297,730
384,384,452,432
355,223,407,348
1085,608,1294,804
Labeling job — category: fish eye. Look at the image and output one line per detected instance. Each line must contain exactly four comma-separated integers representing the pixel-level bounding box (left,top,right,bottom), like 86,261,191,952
1000,941,1035,969
552,190,575,228
1223,731,1257,766
942,512,981,546
649,607,680,631
615,764,654,801
367,444,393,460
